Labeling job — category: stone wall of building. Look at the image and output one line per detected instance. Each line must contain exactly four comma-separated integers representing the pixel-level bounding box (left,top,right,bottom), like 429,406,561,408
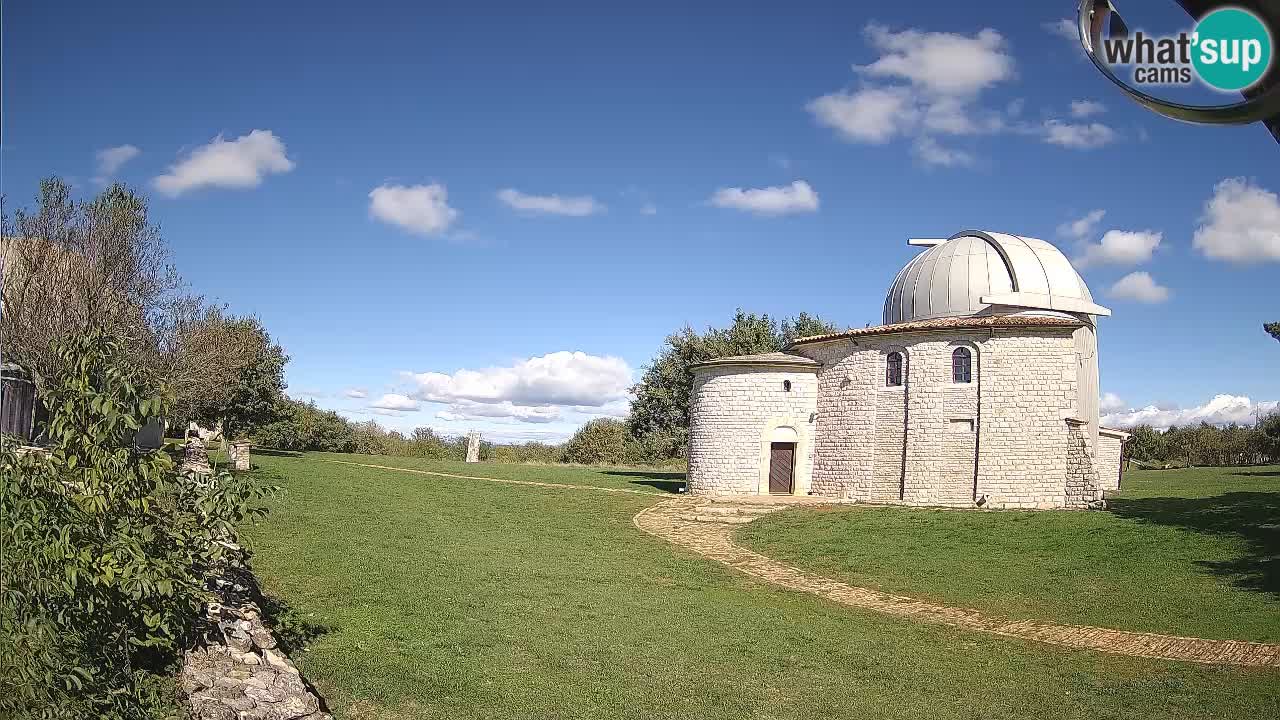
1064,420,1102,508
1096,431,1125,492
792,327,1084,508
687,366,818,495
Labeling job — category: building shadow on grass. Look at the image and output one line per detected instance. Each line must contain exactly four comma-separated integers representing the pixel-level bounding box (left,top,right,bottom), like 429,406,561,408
602,470,687,494
1108,491,1280,599
254,448,303,458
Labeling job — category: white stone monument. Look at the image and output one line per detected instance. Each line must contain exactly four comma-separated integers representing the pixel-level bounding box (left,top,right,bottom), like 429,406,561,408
465,431,481,463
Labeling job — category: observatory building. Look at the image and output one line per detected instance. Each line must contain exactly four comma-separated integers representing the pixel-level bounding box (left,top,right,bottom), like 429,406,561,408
686,230,1128,510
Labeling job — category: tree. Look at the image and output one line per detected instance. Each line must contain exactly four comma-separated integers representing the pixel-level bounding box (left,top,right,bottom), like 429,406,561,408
1266,322,1280,343
173,315,289,438
628,310,840,457
1,178,179,388
563,418,632,465
2,178,290,437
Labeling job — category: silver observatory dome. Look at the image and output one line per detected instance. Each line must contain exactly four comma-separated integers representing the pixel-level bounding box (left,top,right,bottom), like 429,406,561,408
882,230,1111,325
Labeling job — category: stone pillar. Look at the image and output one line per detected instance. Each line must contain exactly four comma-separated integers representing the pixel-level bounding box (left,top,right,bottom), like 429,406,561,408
465,431,481,463
182,437,212,475
229,440,251,471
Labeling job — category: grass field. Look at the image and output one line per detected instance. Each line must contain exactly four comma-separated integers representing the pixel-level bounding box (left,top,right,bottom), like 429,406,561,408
740,465,1280,643
244,453,1280,719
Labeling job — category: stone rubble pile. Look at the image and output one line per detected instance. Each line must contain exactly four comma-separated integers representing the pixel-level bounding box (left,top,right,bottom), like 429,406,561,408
181,565,330,720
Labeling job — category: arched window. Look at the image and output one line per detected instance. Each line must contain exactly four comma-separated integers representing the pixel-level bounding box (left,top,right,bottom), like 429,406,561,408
886,352,904,387
952,347,972,384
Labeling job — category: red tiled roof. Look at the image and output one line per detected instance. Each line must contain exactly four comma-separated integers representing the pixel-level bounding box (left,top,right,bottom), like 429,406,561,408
787,315,1083,346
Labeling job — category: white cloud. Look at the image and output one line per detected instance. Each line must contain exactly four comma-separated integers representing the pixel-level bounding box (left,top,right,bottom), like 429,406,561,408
368,183,459,236
1109,271,1170,303
1070,100,1106,118
343,388,368,399
497,189,604,216
912,137,974,167
153,130,294,196
807,87,918,144
807,24,1013,164
1043,18,1077,42
1042,120,1117,149
405,351,632,424
436,400,561,424
1076,229,1162,267
94,145,140,180
1102,394,1279,430
1193,178,1280,263
1057,209,1107,240
708,180,819,216
857,24,1014,97
369,393,420,411
640,202,658,216
1100,392,1126,414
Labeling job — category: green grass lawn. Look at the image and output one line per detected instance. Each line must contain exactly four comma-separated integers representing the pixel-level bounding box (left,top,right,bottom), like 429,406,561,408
739,465,1280,643
243,453,1279,719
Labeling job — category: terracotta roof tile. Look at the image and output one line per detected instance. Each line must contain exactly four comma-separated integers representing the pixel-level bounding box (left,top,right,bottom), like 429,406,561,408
788,315,1083,346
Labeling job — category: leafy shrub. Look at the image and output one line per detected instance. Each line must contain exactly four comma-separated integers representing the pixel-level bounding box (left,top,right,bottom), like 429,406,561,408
489,441,564,464
1124,415,1280,467
253,398,355,452
562,418,633,465
0,332,271,719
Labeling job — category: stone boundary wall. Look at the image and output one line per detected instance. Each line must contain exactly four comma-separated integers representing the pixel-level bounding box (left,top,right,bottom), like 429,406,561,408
182,559,331,720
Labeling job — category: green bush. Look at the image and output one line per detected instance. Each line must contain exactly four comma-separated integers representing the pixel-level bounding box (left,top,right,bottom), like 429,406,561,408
562,418,632,465
254,398,355,452
0,332,271,719
488,441,564,464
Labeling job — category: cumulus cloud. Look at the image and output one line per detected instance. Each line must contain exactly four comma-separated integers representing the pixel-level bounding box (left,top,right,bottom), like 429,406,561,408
94,145,140,181
368,393,420,411
1102,394,1279,430
405,351,632,424
807,24,1013,165
436,400,561,424
369,183,459,236
343,388,368,399
1109,271,1170,303
1041,120,1117,149
807,87,918,144
708,180,819,215
1100,392,1126,414
1193,178,1280,263
153,130,294,196
912,137,974,167
856,24,1014,97
1057,209,1106,240
497,189,604,216
1070,100,1106,118
1075,229,1162,267
1043,18,1077,42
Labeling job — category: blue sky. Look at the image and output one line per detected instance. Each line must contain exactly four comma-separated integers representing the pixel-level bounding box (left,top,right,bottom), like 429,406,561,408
5,1,1277,441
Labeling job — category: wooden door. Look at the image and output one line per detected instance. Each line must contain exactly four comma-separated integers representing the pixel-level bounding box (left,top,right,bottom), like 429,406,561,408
768,442,795,494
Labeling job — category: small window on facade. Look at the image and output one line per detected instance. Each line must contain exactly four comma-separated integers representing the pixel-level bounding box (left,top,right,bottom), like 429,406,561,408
886,352,904,387
783,380,792,392
952,347,972,384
